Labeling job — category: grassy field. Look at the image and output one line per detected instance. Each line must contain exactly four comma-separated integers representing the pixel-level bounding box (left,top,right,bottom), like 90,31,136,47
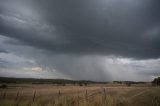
0,84,160,106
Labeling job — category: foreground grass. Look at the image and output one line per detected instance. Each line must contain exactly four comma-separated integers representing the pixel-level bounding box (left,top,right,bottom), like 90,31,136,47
0,85,160,106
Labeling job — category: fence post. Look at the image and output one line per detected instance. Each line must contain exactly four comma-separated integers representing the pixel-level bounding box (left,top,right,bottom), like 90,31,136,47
3,91,6,99
58,90,61,96
16,91,19,100
33,90,36,102
85,89,88,102
77,96,80,106
101,88,106,105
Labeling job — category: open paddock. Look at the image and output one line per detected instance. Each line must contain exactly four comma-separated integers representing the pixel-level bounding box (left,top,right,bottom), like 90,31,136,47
0,84,160,106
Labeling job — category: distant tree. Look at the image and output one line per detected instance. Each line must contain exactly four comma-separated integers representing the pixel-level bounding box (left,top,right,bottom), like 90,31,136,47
84,82,87,86
126,82,131,87
78,82,83,86
152,77,160,86
73,81,76,86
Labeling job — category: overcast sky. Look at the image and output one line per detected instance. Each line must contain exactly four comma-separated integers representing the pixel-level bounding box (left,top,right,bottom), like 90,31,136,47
0,0,160,81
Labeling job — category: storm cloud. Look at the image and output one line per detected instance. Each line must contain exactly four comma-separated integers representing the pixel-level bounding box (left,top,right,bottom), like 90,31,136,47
0,0,160,81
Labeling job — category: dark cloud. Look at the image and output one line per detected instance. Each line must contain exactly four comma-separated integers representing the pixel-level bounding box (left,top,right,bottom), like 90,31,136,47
138,68,160,77
0,48,8,53
0,0,160,59
0,0,160,81
0,58,11,68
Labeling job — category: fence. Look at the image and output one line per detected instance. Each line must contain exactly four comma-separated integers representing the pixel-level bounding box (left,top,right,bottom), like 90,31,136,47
77,88,107,105
0,88,107,105
1,87,159,106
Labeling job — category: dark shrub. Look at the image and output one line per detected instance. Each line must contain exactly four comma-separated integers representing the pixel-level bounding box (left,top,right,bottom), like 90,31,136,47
152,77,160,86
0,84,8,89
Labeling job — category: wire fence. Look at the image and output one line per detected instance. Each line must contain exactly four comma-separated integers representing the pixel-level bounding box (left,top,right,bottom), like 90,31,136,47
0,88,107,105
1,87,159,106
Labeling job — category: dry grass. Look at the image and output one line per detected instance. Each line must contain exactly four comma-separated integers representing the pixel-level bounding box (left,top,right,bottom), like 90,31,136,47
0,84,160,106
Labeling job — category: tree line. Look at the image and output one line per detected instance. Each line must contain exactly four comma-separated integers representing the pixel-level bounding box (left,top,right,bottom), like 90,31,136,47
0,77,102,86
